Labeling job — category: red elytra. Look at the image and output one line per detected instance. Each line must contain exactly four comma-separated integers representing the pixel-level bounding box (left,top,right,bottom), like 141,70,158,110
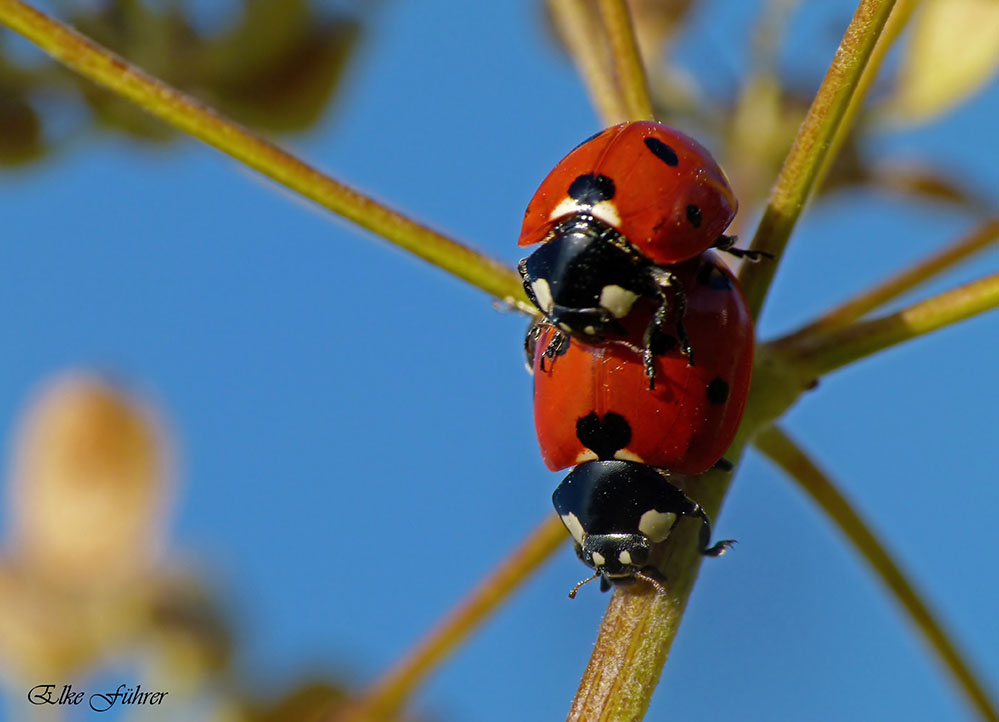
531,252,753,475
518,121,737,266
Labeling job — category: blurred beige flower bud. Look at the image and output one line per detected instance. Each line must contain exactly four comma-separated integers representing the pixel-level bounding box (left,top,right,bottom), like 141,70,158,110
5,373,171,590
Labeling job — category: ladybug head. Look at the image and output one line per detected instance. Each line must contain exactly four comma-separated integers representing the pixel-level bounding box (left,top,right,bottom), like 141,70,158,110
577,532,650,578
567,532,669,598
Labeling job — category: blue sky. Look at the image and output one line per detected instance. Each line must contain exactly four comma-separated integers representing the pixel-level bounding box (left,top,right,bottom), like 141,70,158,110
1,1,997,720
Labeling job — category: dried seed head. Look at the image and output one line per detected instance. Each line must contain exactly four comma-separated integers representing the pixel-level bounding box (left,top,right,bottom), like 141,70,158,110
6,373,171,590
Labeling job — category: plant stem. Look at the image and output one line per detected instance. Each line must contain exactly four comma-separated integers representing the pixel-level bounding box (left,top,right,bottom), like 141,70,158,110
597,0,654,121
775,274,999,379
0,0,528,307
738,0,897,320
754,425,999,722
548,0,630,125
812,0,920,194
778,218,999,341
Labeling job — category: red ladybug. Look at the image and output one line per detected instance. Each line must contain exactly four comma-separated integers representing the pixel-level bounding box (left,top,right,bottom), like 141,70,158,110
531,252,753,476
517,122,764,379
518,121,738,265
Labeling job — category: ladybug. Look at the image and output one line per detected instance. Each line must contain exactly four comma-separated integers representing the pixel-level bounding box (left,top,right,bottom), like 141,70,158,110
519,121,739,265
530,252,753,476
518,122,765,381
553,460,734,596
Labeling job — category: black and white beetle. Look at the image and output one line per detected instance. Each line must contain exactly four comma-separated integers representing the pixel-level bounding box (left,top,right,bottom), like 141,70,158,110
552,460,734,597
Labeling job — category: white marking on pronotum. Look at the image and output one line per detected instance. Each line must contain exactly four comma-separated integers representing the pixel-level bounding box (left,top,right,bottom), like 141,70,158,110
574,449,599,465
618,550,633,566
560,512,585,545
590,551,606,567
547,198,621,229
548,196,581,221
638,510,677,543
613,449,644,464
590,201,621,228
599,284,639,319
530,278,554,313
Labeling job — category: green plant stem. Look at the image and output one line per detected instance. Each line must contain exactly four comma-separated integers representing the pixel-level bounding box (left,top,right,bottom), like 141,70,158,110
779,218,999,341
754,425,998,722
597,0,654,121
548,0,629,125
336,514,567,722
812,0,920,194
0,0,529,308
775,274,999,379
738,0,897,320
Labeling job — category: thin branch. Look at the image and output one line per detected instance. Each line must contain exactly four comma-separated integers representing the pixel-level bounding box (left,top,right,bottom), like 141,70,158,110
812,0,921,194
0,0,529,308
754,425,998,722
336,514,567,722
779,218,999,341
548,0,630,125
597,0,654,121
775,274,998,378
738,0,897,320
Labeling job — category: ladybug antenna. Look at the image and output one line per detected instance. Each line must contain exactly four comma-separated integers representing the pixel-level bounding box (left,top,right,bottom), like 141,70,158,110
634,570,668,596
567,572,601,599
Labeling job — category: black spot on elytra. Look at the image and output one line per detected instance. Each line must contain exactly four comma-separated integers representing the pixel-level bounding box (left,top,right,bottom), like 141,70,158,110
696,261,733,291
568,174,615,205
649,330,678,356
686,204,702,228
576,412,632,459
706,378,729,405
644,137,679,166
571,129,605,152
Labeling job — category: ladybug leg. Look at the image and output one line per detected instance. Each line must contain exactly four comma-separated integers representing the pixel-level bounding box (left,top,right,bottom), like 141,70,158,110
714,234,775,262
673,290,694,366
692,505,736,557
540,329,569,371
645,268,694,389
523,321,544,371
518,258,545,308
712,457,734,472
640,341,657,390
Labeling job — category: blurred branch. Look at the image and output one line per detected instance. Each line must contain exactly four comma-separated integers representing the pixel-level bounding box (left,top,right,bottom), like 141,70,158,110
779,218,999,341
739,0,898,320
774,275,999,379
754,425,998,722
336,514,566,722
597,0,654,120
0,0,529,309
548,0,629,125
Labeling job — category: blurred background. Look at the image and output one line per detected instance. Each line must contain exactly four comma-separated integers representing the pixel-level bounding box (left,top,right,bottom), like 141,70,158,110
0,0,996,720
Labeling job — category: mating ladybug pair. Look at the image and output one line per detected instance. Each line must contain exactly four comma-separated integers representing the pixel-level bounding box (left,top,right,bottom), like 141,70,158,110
518,122,758,595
